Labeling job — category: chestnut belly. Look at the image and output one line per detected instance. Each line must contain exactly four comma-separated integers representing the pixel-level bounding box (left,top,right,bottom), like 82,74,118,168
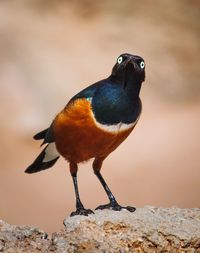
52,98,135,163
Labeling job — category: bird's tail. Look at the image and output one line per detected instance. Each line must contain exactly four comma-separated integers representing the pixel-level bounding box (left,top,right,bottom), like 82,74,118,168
25,143,60,174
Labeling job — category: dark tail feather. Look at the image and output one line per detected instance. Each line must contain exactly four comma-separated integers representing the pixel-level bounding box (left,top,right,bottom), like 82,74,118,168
33,129,48,140
33,125,54,146
25,144,59,174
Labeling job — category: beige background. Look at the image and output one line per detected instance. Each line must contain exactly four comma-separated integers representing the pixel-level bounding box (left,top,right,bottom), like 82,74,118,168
0,0,199,233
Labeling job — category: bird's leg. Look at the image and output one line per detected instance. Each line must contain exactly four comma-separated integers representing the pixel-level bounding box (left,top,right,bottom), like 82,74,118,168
93,158,136,212
70,162,94,216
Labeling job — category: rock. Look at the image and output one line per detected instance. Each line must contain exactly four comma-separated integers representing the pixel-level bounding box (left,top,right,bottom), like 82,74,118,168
0,220,49,252
1,206,200,252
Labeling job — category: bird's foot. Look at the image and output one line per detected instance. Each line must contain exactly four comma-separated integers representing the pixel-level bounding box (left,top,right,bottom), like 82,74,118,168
95,202,136,212
70,208,94,217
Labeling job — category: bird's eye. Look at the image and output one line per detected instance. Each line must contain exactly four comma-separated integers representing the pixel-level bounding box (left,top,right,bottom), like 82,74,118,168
140,61,145,69
117,56,123,64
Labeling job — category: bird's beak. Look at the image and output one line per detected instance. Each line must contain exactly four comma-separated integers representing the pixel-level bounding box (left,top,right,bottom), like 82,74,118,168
125,57,138,70
125,56,145,82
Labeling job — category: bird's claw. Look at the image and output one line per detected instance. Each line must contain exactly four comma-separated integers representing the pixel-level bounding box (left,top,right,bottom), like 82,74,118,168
125,206,136,212
95,202,136,212
70,208,94,217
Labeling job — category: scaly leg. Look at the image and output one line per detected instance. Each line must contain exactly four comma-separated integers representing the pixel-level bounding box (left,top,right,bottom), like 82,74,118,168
70,162,94,216
93,158,136,212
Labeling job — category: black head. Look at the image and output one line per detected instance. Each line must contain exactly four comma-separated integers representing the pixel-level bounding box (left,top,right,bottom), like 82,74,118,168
111,53,145,83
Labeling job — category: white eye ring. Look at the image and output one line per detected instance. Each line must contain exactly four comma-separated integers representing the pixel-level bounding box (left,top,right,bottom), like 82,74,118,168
117,56,123,64
140,61,145,69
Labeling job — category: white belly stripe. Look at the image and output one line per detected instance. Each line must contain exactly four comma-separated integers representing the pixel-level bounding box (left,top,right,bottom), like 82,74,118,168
86,97,139,133
90,109,138,133
94,120,136,133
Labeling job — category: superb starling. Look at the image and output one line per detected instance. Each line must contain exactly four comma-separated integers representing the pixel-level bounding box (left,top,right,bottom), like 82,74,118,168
25,53,145,216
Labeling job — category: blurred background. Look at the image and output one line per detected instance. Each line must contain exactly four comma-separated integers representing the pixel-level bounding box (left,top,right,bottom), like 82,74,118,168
0,0,200,233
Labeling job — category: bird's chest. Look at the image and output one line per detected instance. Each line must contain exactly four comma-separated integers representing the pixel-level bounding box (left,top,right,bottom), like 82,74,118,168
91,85,141,125
53,98,136,163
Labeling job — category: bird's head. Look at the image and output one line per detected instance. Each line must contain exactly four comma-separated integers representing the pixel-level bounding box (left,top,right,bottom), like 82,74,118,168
111,53,145,83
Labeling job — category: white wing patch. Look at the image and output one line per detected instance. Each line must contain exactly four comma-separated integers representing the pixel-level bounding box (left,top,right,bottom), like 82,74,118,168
43,142,60,162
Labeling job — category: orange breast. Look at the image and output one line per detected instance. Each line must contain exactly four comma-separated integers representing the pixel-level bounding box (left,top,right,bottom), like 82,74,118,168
53,98,134,164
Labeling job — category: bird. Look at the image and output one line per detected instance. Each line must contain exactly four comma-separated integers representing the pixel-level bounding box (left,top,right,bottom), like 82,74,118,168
25,53,146,216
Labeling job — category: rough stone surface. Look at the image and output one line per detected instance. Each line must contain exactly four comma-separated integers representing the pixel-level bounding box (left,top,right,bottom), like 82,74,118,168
1,206,200,252
0,219,49,252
